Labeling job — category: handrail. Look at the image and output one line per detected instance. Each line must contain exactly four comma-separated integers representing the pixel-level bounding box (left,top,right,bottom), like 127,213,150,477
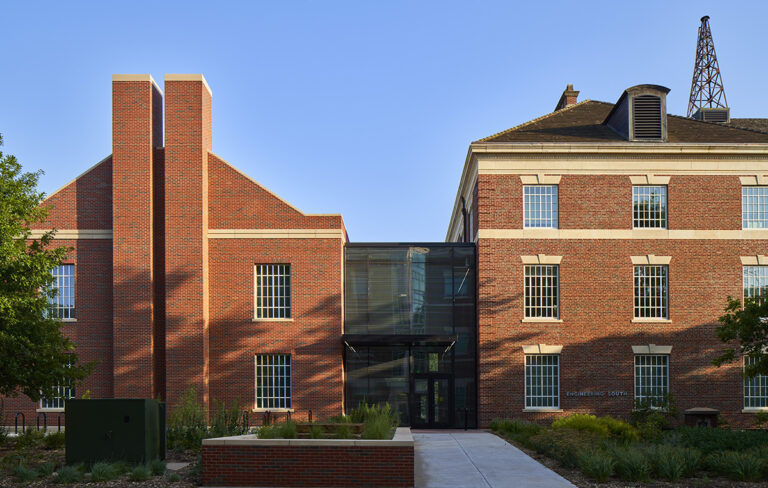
14,412,25,434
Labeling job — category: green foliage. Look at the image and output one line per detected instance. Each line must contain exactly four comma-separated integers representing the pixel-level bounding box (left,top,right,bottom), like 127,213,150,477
89,461,119,481
705,450,764,481
671,425,768,452
257,424,277,439
489,418,543,444
277,421,297,439
606,444,650,482
526,429,603,468
166,388,248,450
641,445,688,481
0,134,91,400
754,410,768,428
167,471,181,482
55,465,82,483
129,464,151,481
209,397,247,438
309,424,324,438
348,402,398,439
335,423,354,439
43,431,65,449
150,458,166,476
111,460,130,475
714,295,768,375
13,464,38,482
37,462,55,477
551,414,638,443
576,448,615,482
15,429,45,449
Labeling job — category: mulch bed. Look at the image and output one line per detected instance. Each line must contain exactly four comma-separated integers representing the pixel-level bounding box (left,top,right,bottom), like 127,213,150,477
0,440,201,487
493,432,768,488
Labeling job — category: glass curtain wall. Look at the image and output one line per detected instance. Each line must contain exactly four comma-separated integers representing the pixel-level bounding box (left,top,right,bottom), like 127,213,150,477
344,244,477,428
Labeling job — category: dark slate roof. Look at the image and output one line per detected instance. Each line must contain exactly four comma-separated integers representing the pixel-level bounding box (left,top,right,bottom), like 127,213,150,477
726,118,768,134
476,100,768,144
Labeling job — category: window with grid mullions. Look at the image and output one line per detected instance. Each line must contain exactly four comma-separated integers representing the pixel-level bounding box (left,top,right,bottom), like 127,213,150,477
255,354,291,409
523,185,558,228
634,354,669,407
525,265,559,319
633,265,668,319
49,264,75,319
633,186,667,228
744,356,768,409
254,264,291,319
743,187,768,229
743,266,768,304
41,357,74,410
525,354,560,409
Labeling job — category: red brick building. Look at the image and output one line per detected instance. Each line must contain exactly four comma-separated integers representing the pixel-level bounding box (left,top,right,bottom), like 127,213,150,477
5,74,346,423
446,84,768,427
6,76,768,429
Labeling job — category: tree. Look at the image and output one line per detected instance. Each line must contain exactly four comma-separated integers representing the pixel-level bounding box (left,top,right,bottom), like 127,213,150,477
713,295,768,378
0,133,90,401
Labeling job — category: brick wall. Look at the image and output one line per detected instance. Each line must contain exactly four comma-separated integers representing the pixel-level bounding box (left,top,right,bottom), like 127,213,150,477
476,172,765,427
202,444,414,487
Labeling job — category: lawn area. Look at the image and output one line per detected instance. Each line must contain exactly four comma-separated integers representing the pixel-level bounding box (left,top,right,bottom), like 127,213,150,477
490,414,768,486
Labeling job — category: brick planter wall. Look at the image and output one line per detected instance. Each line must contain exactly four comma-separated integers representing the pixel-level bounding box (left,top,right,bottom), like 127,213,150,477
201,427,414,487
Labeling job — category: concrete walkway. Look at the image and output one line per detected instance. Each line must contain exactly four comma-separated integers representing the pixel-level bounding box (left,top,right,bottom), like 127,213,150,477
414,432,575,488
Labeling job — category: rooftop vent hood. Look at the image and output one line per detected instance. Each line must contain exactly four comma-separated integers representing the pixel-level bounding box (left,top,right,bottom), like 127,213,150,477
604,85,670,142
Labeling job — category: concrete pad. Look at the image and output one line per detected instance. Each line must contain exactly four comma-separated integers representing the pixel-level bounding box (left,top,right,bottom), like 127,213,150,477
166,462,189,471
414,432,574,488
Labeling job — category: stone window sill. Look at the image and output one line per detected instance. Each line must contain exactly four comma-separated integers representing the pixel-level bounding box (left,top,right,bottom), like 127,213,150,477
521,318,563,323
252,318,294,323
522,408,563,413
36,408,65,413
252,408,294,413
57,318,77,323
631,318,671,324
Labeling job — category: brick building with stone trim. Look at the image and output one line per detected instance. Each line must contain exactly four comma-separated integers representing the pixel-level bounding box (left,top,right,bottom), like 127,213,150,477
446,83,768,427
5,75,768,429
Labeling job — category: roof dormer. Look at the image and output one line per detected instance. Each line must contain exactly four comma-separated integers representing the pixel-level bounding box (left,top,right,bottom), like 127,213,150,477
604,85,670,142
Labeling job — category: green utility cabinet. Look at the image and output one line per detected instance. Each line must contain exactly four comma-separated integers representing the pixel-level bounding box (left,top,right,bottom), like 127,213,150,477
65,399,166,465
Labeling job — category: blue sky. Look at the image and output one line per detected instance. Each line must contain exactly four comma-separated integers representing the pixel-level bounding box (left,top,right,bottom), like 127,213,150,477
1,1,766,241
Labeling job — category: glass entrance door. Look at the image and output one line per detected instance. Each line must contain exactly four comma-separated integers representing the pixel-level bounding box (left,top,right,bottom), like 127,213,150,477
412,374,452,428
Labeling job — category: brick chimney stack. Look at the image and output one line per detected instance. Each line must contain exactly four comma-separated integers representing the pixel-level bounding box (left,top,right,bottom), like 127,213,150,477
555,83,580,111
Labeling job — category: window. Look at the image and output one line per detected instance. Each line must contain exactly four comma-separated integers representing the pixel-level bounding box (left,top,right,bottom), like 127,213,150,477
745,356,768,409
634,354,669,407
525,354,560,409
524,185,558,228
743,266,768,303
255,354,291,409
49,264,75,319
633,265,668,319
743,187,768,229
254,264,291,319
524,265,559,319
41,357,74,410
633,186,667,228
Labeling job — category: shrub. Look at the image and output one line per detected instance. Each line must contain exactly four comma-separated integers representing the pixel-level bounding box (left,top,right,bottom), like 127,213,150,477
673,426,768,452
90,461,119,481
55,465,83,483
257,424,277,439
37,462,55,477
490,418,543,444
362,415,392,439
309,424,324,439
167,471,181,482
150,458,167,476
350,402,399,439
15,429,45,449
606,444,650,482
208,398,247,439
129,465,151,482
577,448,615,482
43,431,65,449
335,423,354,439
111,460,130,475
167,387,207,450
552,414,610,437
642,444,699,481
706,451,764,481
278,421,297,439
598,416,640,443
527,429,603,468
13,464,38,482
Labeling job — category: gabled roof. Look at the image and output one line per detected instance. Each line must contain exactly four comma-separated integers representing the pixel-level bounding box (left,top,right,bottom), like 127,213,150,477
476,100,768,144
